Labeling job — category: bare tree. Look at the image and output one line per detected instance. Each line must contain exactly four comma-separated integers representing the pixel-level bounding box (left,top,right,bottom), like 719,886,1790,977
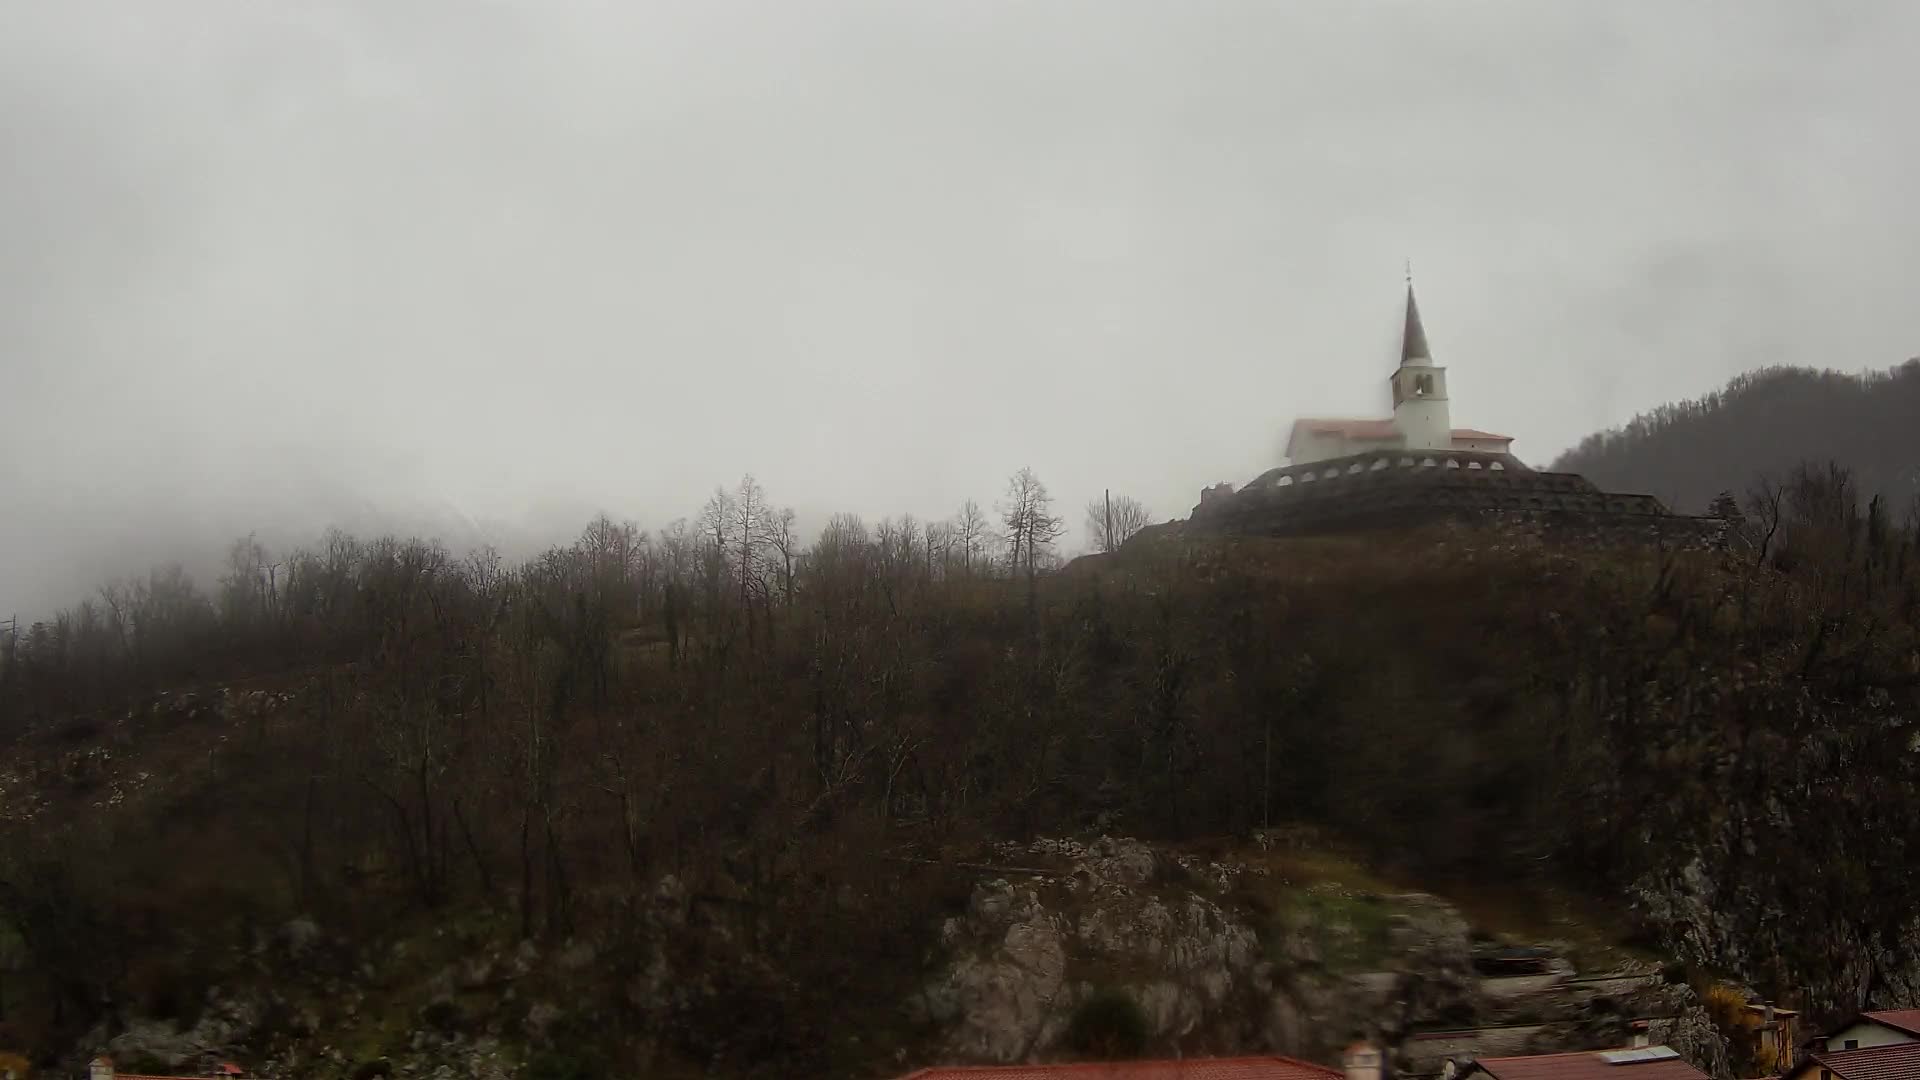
1083,492,1154,553
761,506,801,608
1000,467,1065,610
952,499,989,577
729,474,771,610
876,514,922,589
1745,474,1785,568
924,520,953,580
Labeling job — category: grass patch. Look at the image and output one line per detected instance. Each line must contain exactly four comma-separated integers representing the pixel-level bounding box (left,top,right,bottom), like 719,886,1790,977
1278,886,1396,973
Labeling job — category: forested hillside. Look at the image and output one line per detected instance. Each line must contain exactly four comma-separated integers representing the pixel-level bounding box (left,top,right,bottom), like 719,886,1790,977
1552,360,1920,514
2,465,1919,1077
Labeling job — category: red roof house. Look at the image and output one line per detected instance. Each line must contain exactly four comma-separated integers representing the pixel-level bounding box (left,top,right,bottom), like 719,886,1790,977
89,1057,250,1080
896,1055,1345,1080
1812,1012,1920,1053
1457,1047,1708,1080
1861,1012,1920,1039
1788,1040,1920,1080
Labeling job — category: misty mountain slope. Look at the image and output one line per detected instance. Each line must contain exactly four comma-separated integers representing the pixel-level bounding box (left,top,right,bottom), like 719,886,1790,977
3,491,1920,1076
1552,361,1920,514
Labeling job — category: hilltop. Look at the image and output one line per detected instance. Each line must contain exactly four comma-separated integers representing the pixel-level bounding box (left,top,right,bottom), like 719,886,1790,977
1551,361,1920,514
3,468,1919,1077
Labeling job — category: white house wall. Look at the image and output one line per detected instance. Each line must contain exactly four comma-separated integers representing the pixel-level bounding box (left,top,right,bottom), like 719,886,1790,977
1825,1024,1918,1051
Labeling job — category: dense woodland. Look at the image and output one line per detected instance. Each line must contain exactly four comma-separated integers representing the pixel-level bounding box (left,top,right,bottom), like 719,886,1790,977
2,460,1919,1075
1552,360,1920,514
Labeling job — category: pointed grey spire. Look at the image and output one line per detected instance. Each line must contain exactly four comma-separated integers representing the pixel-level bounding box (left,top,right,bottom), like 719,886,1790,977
1401,281,1431,364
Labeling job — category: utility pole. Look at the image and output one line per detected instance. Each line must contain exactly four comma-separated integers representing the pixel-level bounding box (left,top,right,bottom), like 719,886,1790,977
1104,489,1112,553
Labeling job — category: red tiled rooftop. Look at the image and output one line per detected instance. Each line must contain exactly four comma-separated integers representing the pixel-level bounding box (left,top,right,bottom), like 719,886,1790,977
1294,418,1401,439
1811,1041,1920,1080
88,1058,247,1080
1289,418,1511,442
1864,1011,1920,1038
1472,1050,1708,1080
897,1055,1343,1080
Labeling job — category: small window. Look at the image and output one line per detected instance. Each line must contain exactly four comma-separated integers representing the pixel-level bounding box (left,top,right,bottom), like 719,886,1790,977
1845,1041,1859,1050
1825,1068,1835,1080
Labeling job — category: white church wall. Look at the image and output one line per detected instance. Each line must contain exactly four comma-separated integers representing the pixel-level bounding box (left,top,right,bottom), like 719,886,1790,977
1287,430,1353,466
1450,437,1510,453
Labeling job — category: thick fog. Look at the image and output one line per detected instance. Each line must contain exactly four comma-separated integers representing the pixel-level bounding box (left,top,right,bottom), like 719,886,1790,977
4,1,1918,618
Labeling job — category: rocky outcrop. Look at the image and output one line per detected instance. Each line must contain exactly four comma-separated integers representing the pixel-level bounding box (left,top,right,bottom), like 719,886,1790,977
97,991,263,1072
911,836,1739,1079
913,838,1481,1066
1648,1007,1733,1080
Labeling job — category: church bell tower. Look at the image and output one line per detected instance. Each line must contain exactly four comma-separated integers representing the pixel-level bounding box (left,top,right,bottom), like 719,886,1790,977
1390,279,1451,450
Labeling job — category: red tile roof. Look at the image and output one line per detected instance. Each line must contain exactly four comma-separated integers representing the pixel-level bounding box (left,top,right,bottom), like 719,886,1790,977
897,1055,1344,1080
89,1058,247,1080
1287,418,1511,442
1292,419,1400,440
1472,1050,1708,1080
1864,1011,1920,1038
1807,1042,1920,1080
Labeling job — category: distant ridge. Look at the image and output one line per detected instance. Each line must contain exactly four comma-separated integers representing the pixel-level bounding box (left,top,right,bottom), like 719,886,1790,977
1552,360,1920,515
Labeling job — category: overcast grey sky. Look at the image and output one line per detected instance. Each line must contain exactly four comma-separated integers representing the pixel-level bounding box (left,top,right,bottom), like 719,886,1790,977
4,1,1918,617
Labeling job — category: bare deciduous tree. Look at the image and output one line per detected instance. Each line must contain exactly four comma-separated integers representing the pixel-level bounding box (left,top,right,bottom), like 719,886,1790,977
1000,467,1065,611
761,506,801,608
952,499,989,577
1084,492,1154,553
730,474,771,609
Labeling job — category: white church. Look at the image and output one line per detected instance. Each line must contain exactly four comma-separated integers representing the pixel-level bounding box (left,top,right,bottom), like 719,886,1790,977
1282,283,1512,466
